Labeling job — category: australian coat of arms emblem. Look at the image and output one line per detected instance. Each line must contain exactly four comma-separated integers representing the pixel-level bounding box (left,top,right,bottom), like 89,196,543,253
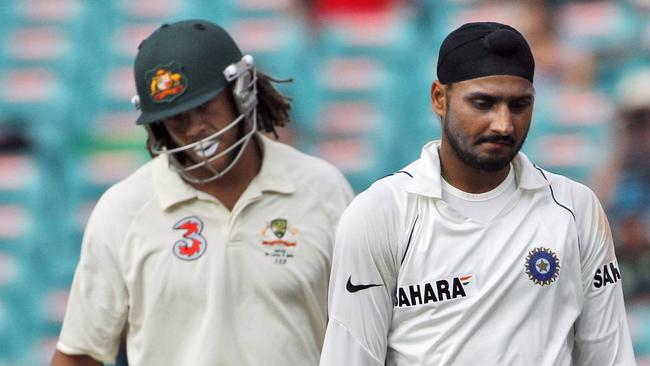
260,218,300,264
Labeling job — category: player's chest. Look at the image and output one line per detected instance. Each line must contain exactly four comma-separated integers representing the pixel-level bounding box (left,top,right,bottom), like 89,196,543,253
396,195,581,308
120,202,333,296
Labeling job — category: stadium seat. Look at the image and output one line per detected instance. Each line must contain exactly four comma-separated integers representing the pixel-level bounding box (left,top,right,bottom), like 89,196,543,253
212,0,300,21
226,16,308,80
0,210,39,364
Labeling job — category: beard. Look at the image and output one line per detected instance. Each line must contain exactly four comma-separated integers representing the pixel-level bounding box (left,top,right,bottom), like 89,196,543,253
443,113,528,172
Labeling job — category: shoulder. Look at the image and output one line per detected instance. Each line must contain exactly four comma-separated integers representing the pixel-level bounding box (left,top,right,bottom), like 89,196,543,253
534,166,601,218
87,158,157,232
274,140,348,182
267,138,353,198
360,168,414,208
532,166,609,256
340,163,416,229
334,165,416,273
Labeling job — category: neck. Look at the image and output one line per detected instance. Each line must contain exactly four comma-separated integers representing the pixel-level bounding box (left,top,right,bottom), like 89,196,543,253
191,136,262,210
439,141,511,194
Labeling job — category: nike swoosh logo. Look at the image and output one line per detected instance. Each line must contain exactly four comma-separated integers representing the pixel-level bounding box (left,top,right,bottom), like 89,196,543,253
346,275,382,293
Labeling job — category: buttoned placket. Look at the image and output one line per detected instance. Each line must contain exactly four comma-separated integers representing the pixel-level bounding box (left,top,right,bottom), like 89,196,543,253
225,177,264,246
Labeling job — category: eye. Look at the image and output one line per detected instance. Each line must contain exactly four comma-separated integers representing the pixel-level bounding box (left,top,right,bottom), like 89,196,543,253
162,114,183,126
509,99,532,112
196,102,210,113
472,99,492,110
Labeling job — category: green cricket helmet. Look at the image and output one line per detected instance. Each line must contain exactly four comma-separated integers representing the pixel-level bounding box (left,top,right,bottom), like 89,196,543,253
132,19,258,183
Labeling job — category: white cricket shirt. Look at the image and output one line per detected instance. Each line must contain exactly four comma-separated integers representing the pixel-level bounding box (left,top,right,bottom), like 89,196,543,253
320,140,636,366
440,163,517,224
57,135,353,365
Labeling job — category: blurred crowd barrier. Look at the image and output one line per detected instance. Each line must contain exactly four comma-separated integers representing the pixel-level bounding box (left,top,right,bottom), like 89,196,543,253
0,0,649,364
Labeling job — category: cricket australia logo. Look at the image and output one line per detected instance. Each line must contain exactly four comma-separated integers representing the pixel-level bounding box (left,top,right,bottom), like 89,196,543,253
270,218,288,240
260,218,300,265
145,62,188,103
525,247,560,286
172,216,207,261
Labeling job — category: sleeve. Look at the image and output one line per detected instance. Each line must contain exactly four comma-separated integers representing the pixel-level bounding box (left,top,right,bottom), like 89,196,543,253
326,167,355,234
56,199,128,364
321,165,354,257
572,187,637,366
320,185,401,366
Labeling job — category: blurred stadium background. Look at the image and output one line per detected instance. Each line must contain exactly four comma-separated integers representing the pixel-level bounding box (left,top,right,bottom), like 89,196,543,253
1,0,650,364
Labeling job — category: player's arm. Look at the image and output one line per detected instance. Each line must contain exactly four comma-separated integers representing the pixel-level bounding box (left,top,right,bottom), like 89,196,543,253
572,188,636,365
53,199,129,365
50,350,102,366
320,186,400,365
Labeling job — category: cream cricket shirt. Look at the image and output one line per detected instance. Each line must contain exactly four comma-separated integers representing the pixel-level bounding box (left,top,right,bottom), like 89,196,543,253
320,140,636,366
57,135,353,365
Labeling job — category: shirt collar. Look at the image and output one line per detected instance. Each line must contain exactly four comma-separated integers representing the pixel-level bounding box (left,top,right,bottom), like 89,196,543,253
407,140,549,198
252,134,296,194
153,133,296,211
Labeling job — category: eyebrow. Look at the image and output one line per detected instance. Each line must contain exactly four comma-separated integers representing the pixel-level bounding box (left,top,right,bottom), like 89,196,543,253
464,91,535,102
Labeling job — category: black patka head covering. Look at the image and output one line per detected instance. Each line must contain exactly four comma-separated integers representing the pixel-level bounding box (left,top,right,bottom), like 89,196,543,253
437,22,535,84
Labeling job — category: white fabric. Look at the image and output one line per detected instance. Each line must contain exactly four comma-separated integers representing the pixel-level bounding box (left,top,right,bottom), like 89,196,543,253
320,140,636,366
441,163,517,224
57,134,353,365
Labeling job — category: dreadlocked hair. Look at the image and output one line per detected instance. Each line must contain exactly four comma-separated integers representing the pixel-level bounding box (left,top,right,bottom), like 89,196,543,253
255,71,293,139
144,122,172,159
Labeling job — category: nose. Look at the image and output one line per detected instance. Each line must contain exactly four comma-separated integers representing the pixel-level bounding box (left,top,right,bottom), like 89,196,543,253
183,111,208,141
490,104,515,136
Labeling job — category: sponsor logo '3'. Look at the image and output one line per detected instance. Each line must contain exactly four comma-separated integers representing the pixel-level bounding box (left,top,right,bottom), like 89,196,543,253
172,216,207,261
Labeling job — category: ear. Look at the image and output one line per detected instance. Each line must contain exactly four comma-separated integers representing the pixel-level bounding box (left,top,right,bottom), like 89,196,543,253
430,80,448,119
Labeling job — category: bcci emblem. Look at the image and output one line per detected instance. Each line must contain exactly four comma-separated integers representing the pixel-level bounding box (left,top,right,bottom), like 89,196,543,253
260,218,300,265
145,62,188,103
525,247,560,286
